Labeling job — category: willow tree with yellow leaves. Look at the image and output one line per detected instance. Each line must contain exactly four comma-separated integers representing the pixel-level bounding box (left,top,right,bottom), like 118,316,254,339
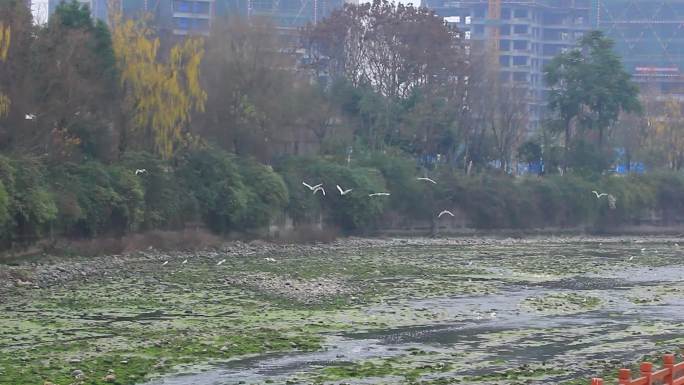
0,21,10,117
111,15,206,159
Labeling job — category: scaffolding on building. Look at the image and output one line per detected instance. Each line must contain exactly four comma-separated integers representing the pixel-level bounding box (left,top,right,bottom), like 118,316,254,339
246,0,340,28
596,0,684,93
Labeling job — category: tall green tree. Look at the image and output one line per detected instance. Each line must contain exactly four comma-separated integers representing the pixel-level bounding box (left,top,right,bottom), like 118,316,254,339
31,1,119,160
0,0,33,144
544,31,641,170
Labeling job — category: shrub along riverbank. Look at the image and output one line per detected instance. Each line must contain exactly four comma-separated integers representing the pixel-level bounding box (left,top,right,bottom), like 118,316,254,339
0,147,683,250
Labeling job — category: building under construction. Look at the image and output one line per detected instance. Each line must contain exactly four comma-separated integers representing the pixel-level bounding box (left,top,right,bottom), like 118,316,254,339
243,0,344,28
424,0,593,130
597,0,684,94
117,0,344,34
424,0,684,129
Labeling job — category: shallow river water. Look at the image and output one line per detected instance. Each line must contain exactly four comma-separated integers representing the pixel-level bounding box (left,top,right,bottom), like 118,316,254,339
143,248,684,385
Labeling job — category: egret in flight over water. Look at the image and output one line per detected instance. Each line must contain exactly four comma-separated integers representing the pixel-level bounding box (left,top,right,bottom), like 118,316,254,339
369,192,390,197
438,210,455,218
417,177,437,184
302,182,322,191
336,185,352,195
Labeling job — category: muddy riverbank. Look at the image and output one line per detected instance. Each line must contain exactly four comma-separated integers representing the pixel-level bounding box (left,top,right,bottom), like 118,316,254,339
2,237,684,385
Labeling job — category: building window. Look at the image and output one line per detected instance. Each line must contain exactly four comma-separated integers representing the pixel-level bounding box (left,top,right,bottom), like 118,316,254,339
513,9,528,18
174,1,192,12
501,8,510,19
513,72,527,82
500,55,510,67
513,40,527,50
499,40,511,51
465,16,471,24
175,17,190,29
464,30,471,39
194,1,210,14
513,24,528,34
192,18,209,30
513,56,527,66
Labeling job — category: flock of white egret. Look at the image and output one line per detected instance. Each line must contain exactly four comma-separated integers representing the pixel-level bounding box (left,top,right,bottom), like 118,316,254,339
303,177,454,218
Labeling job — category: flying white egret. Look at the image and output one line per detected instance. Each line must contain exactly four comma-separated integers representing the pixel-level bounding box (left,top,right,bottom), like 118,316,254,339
628,256,634,261
162,261,168,266
369,192,390,197
490,312,497,318
336,185,352,195
438,210,455,218
265,257,276,262
25,114,36,120
135,169,147,175
182,259,188,264
592,190,608,198
417,177,437,184
217,259,226,266
302,182,322,191
313,186,326,196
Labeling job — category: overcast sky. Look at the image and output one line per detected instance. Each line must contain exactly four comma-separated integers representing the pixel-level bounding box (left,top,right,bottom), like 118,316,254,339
30,0,49,24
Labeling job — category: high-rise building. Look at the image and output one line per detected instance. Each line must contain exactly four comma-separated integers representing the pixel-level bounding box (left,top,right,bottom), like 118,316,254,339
240,0,343,29
36,0,109,22
117,0,215,36
424,0,593,131
169,0,214,35
596,0,684,94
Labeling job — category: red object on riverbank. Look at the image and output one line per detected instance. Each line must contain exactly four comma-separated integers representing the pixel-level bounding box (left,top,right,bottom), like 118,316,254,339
592,354,684,385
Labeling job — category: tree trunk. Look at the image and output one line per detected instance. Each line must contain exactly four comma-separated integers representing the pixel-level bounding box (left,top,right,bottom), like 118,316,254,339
563,119,571,174
625,149,631,173
430,216,437,238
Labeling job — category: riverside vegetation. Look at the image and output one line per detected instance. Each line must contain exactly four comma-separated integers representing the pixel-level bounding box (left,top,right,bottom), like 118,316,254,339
3,150,684,251
1,1,684,249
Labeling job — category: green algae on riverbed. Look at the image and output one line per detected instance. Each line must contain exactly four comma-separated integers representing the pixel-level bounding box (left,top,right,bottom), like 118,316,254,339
2,238,684,385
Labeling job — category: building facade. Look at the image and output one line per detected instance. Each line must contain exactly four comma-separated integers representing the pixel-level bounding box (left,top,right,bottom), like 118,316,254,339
34,0,109,23
597,0,684,94
425,0,593,131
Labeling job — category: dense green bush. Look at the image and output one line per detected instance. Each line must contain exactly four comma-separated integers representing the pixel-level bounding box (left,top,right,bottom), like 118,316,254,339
49,161,144,237
277,157,387,231
0,156,57,246
175,148,250,233
362,152,433,220
236,159,289,229
0,148,682,251
119,152,185,229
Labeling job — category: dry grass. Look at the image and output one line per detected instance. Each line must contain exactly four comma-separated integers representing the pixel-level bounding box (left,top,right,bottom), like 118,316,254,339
269,224,339,244
48,229,224,256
